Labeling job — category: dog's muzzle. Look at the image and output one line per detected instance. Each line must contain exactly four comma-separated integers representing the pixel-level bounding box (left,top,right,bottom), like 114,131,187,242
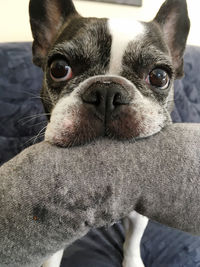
45,75,168,147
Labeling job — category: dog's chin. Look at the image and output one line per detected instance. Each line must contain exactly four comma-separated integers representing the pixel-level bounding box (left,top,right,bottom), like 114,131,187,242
45,125,164,148
44,113,168,148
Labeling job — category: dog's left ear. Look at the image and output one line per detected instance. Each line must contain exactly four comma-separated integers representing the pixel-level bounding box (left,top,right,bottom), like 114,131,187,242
29,0,78,67
154,0,190,78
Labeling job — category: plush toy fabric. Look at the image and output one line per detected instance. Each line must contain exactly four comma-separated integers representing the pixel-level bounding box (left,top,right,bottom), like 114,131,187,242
0,123,199,267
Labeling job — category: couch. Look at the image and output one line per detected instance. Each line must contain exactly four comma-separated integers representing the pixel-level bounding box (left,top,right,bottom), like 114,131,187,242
0,42,200,267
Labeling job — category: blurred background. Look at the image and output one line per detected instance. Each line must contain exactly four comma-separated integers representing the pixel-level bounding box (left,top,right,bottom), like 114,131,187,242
0,0,199,46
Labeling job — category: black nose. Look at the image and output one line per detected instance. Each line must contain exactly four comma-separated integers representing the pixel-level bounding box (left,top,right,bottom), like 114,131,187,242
81,82,130,117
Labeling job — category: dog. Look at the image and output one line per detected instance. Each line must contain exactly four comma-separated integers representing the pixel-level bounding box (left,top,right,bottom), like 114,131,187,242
29,0,190,266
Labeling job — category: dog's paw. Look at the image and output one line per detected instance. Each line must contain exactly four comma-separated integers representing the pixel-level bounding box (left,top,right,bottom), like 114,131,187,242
122,256,145,267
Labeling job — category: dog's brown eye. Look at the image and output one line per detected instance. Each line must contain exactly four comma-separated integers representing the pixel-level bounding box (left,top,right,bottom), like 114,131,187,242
147,68,169,89
50,59,72,82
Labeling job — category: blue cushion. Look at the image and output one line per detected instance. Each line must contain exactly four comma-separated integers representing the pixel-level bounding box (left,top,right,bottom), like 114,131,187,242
0,42,200,267
0,42,45,165
172,46,200,123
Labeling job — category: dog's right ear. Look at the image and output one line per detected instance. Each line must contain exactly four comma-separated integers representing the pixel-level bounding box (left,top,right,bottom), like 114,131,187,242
29,0,78,67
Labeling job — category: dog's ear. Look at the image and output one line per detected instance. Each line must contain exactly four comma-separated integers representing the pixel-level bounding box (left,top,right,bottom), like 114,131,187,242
154,0,190,78
29,0,78,67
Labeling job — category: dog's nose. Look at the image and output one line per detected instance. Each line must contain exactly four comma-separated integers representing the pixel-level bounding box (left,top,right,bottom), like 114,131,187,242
81,82,130,117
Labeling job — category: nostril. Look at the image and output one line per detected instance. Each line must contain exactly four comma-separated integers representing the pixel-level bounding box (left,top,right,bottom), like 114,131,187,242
113,93,122,106
94,91,102,106
82,91,102,106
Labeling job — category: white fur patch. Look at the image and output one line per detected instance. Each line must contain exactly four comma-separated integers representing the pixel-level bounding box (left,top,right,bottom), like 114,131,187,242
123,211,148,267
43,249,64,267
45,91,79,143
107,19,145,75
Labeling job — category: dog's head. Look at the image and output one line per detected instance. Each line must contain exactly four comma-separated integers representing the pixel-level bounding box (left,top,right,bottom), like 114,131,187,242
29,0,190,147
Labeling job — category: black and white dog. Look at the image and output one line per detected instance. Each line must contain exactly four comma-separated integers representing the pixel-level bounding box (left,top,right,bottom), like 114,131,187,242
29,0,190,266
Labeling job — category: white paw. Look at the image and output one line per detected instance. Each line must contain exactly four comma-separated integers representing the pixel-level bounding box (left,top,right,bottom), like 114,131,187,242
122,256,145,267
42,249,64,267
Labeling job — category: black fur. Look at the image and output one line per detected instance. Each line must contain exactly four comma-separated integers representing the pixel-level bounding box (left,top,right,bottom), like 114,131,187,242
29,0,78,66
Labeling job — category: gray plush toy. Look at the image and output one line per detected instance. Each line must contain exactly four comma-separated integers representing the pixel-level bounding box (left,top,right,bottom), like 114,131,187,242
0,123,200,267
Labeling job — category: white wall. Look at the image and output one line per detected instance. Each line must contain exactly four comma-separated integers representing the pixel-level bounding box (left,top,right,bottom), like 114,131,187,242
0,0,199,46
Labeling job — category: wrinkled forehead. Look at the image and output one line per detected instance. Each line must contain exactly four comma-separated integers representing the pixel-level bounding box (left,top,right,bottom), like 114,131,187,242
51,17,170,73
52,17,112,60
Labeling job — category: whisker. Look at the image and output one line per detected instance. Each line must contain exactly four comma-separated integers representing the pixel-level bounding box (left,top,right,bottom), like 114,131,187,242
33,126,47,145
27,121,47,128
13,89,42,98
167,96,181,103
19,117,47,126
18,113,50,125
11,89,52,105
25,126,47,145
29,96,52,105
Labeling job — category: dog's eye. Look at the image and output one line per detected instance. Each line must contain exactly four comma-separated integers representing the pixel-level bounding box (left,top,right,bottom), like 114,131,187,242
50,59,72,82
147,68,169,89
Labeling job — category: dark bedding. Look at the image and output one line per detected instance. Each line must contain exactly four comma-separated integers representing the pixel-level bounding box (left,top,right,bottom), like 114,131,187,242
0,42,200,266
